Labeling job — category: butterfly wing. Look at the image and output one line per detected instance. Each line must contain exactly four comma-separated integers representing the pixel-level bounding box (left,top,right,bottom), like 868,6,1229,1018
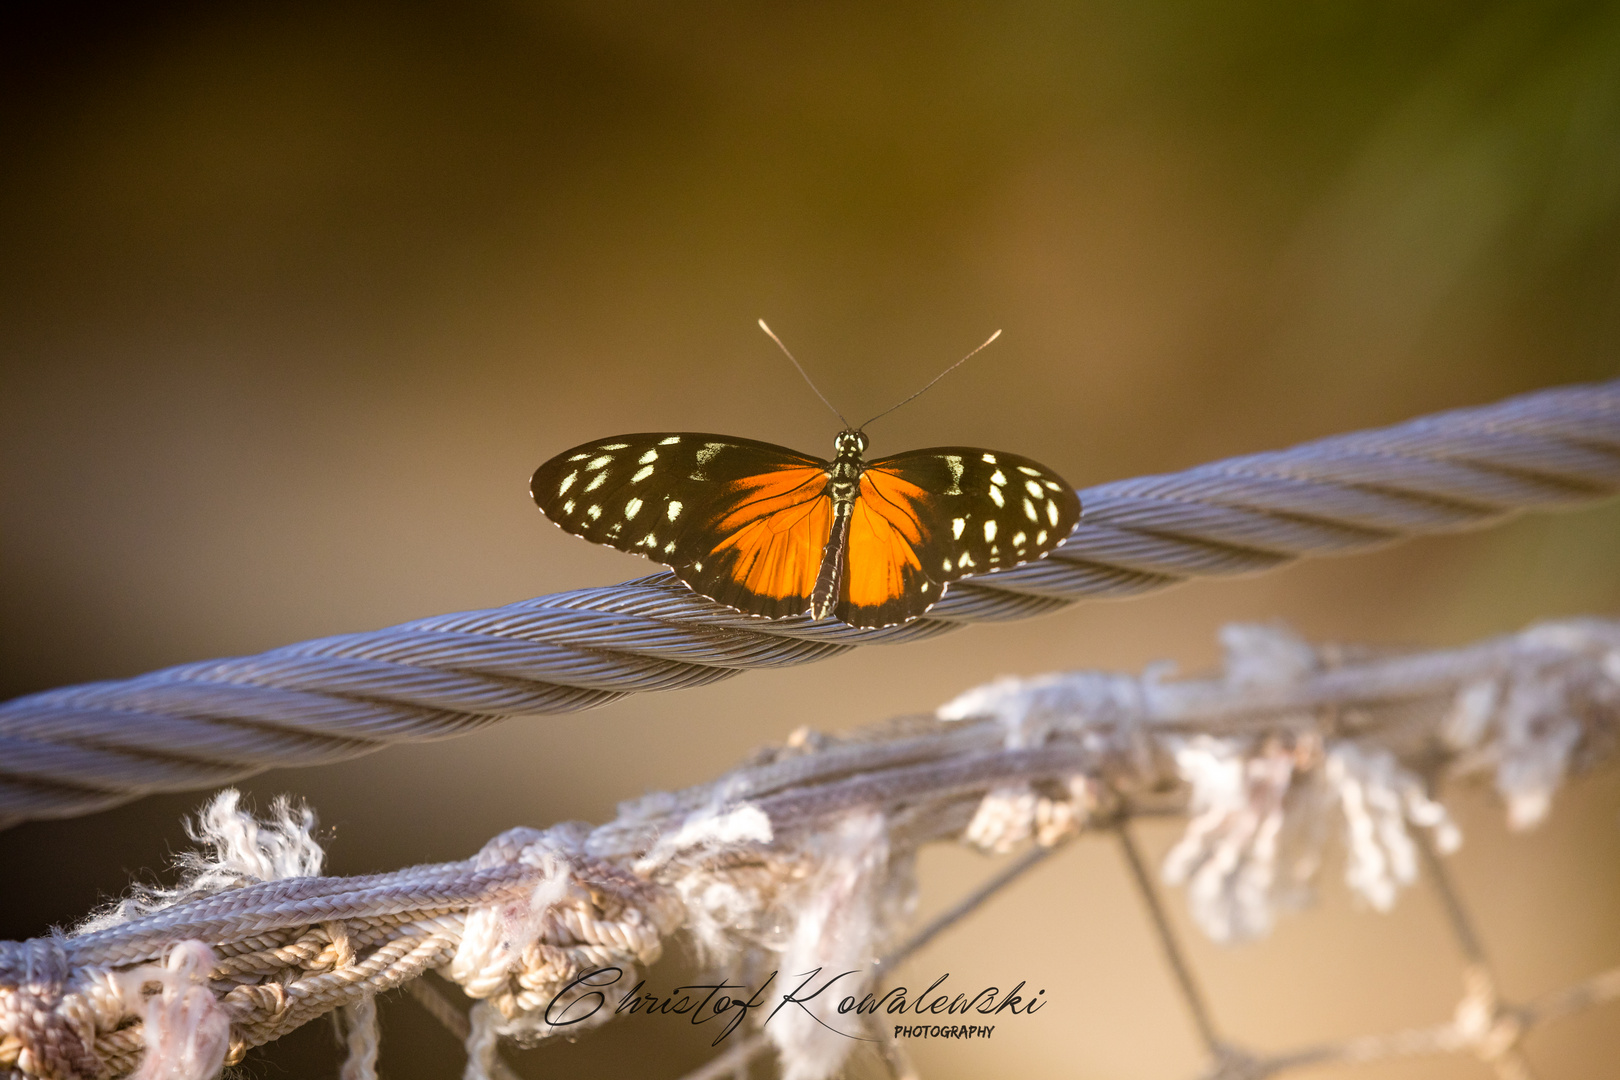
838,447,1081,627
531,433,834,619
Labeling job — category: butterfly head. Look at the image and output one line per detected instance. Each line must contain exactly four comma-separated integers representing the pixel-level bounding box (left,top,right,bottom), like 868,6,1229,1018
834,429,869,457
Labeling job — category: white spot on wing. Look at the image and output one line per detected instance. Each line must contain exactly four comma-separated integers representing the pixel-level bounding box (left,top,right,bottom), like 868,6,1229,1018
1046,500,1060,526
983,520,997,541
638,449,658,464
1017,465,1041,477
1037,529,1048,544
600,443,628,450
625,497,643,519
944,454,964,493
989,486,1004,507
990,470,1006,486
562,499,574,513
981,453,997,464
587,505,602,520
1025,479,1044,497
558,472,578,495
942,556,953,572
632,465,655,482
585,455,612,471
659,436,681,445
959,552,976,568
1023,498,1037,521
952,517,966,539
667,500,683,521
696,443,727,467
1012,531,1025,546
585,472,608,492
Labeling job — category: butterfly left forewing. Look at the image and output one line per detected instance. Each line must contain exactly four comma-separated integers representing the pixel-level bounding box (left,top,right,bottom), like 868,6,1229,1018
860,446,1080,592
675,462,835,619
531,433,834,618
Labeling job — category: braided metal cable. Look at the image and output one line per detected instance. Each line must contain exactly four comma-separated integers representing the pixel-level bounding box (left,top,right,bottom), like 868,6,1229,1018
3,380,1618,827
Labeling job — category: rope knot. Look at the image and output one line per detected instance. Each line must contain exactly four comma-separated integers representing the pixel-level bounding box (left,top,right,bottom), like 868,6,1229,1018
0,936,103,1080
447,828,685,1078
319,923,355,971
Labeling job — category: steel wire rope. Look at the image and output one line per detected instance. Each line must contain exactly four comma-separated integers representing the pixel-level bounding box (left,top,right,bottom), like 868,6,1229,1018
2,379,1618,827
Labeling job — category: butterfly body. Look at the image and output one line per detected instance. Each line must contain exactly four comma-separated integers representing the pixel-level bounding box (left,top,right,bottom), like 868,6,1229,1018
809,429,869,619
532,429,1079,628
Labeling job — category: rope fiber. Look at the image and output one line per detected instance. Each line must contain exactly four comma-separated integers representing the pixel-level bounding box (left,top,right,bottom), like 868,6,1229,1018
3,379,1618,827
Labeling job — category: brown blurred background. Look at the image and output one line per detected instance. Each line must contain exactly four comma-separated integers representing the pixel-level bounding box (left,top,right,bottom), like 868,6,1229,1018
3,2,1620,1077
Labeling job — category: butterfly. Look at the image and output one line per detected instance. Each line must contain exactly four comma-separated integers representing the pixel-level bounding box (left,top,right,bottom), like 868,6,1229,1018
530,325,1081,628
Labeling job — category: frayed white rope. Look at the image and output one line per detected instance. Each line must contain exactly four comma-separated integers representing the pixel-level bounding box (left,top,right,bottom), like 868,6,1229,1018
77,792,323,936
3,617,1618,1080
448,829,576,1002
335,994,378,1080
769,810,895,1080
1,380,1617,827
1160,735,1312,942
461,1002,502,1080
121,942,230,1080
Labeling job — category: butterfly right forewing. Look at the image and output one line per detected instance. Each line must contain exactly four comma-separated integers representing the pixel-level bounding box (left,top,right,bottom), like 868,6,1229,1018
856,445,1080,599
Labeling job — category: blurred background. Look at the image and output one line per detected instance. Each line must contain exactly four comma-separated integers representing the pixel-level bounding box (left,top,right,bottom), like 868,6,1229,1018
3,2,1620,1077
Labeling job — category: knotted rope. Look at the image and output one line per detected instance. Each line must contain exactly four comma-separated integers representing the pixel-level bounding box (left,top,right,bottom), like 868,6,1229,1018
4,616,1618,1080
3,379,1618,827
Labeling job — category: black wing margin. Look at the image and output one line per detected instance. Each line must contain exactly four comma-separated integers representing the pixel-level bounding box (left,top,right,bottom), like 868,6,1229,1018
530,431,828,582
862,446,1081,584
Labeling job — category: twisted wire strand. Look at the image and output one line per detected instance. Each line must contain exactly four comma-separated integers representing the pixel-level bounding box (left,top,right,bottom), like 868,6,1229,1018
3,380,1618,827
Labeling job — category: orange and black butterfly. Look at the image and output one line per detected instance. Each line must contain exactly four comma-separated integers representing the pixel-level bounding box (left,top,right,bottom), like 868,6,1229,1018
531,325,1081,628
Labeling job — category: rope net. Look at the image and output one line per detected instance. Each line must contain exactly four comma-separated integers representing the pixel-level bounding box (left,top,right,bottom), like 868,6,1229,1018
2,617,1617,1080
2,378,1619,828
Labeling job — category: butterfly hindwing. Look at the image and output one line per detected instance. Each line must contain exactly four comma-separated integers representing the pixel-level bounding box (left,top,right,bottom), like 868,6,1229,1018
531,433,835,619
836,467,941,627
837,446,1081,627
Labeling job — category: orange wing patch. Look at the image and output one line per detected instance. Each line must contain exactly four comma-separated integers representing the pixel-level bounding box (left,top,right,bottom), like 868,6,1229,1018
839,468,939,627
677,464,833,618
713,473,834,600
854,468,928,539
714,465,829,534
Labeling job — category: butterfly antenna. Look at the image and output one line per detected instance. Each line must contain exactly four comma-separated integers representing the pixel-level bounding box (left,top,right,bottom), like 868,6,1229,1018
758,319,852,428
859,328,1001,430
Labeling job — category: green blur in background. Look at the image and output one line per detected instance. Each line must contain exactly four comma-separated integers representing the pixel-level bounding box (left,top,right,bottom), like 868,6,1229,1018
2,3,1619,1078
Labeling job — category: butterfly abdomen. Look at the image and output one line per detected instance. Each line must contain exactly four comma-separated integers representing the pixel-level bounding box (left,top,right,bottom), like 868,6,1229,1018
810,504,852,619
